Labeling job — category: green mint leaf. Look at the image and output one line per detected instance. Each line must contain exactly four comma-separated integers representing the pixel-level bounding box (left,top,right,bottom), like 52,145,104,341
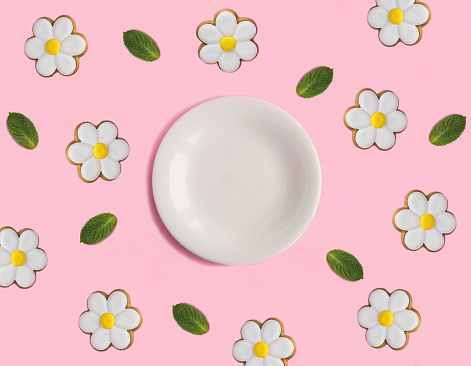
80,213,117,245
7,112,39,149
327,249,364,282
172,303,209,335
429,114,466,146
297,66,333,98
123,30,160,62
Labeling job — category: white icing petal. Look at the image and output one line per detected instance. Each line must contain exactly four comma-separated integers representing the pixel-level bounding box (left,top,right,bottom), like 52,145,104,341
79,311,100,333
398,22,420,45
386,324,407,349
234,41,257,61
97,122,118,145
246,357,263,366
110,327,131,350
375,127,396,150
378,92,399,115
377,0,397,11
115,309,141,330
403,4,430,25
78,123,99,145
0,228,19,253
0,265,16,286
427,193,448,216
33,18,53,42
24,38,45,59
26,249,47,271
18,230,39,253
263,356,284,366
0,248,11,267
101,157,121,180
394,310,419,331
241,321,262,344
388,290,410,312
424,228,445,251
15,266,36,288
261,319,282,344
88,292,108,315
435,212,456,234
379,23,400,46
369,289,390,313
108,139,130,161
268,337,295,358
358,307,379,328
60,35,87,56
199,44,223,64
218,51,241,73
198,24,223,44
395,209,420,230
232,340,254,362
234,21,257,41
366,324,387,348
397,0,415,10
81,158,101,182
36,54,57,77
386,111,407,133
404,228,425,250
367,7,389,29
55,53,77,75
355,126,376,149
407,191,427,216
215,11,237,37
107,291,128,315
346,108,371,129
68,142,94,164
53,17,74,42
90,328,111,351
358,90,379,115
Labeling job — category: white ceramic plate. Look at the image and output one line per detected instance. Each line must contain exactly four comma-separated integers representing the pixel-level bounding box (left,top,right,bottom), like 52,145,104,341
153,97,321,265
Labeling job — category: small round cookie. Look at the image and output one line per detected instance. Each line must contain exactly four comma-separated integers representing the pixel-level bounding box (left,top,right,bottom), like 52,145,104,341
197,9,258,73
367,0,431,47
358,288,420,350
233,318,296,365
66,121,130,183
393,190,456,252
24,16,88,77
78,289,142,351
344,89,407,150
0,227,47,288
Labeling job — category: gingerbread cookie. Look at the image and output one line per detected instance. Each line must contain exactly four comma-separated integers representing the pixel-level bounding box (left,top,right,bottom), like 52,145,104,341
233,318,295,365
0,227,47,288
24,16,87,77
344,89,407,150
358,288,420,350
78,289,142,351
66,121,130,182
393,190,456,252
197,9,258,73
367,0,431,46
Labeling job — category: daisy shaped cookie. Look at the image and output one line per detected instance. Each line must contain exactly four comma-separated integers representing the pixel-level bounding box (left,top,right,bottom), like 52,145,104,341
344,89,407,150
79,289,142,351
368,0,431,46
66,121,130,183
197,9,258,72
24,16,87,77
0,227,47,288
358,289,420,350
233,318,296,366
394,190,456,252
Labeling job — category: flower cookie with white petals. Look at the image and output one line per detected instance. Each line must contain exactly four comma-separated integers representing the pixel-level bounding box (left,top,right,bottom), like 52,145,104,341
0,227,47,288
358,289,420,350
197,9,258,73
345,89,407,150
66,121,130,183
233,318,296,366
368,0,431,46
394,190,456,252
24,16,87,77
79,290,142,351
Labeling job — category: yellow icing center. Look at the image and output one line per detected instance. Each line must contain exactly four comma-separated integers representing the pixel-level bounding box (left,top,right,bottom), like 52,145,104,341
93,143,108,159
11,250,26,267
389,8,404,25
220,36,236,51
371,112,386,128
100,313,115,329
378,310,394,327
420,214,435,230
46,39,61,55
253,342,269,358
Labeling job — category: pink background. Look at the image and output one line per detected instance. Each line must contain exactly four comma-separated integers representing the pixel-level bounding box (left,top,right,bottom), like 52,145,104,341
0,0,469,364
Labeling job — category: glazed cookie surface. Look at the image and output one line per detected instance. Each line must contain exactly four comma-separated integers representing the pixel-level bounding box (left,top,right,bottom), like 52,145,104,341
197,9,258,73
394,190,456,252
24,16,87,77
358,289,420,350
